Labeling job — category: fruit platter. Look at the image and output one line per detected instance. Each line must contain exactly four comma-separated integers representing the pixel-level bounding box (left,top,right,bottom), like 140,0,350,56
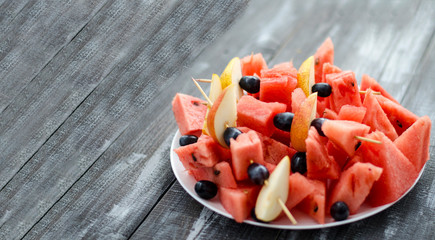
170,38,431,228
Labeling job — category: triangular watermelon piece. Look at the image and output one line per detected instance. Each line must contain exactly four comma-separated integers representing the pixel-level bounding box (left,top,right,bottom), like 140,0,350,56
337,105,367,123
394,116,431,171
237,95,287,137
314,38,334,84
360,74,399,104
326,140,348,170
358,131,419,206
190,161,237,189
172,93,207,136
322,108,338,120
241,53,268,76
362,89,398,141
286,173,315,210
306,127,340,179
297,180,326,224
375,95,419,136
326,71,362,113
220,184,261,223
230,130,265,181
328,162,383,214
322,119,370,157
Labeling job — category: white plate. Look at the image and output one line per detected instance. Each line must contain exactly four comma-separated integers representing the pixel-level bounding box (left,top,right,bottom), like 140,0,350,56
170,130,425,229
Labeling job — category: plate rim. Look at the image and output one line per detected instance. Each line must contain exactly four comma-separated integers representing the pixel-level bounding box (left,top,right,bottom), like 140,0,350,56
170,130,425,229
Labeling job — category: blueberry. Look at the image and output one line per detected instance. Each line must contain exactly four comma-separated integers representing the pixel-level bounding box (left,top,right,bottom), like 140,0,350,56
179,135,198,146
247,163,270,185
310,118,327,137
273,112,294,132
194,180,218,200
239,76,261,94
291,152,307,174
223,127,242,147
330,201,350,221
312,83,332,97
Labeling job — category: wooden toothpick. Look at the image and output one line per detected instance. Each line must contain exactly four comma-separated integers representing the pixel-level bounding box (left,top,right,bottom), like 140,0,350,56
359,90,381,95
278,198,297,224
191,77,213,107
355,136,382,144
196,78,212,83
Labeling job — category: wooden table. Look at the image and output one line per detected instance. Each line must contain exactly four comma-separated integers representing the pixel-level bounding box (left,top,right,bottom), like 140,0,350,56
0,0,434,239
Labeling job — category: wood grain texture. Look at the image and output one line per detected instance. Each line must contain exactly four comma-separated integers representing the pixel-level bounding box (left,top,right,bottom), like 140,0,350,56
0,0,249,239
0,0,433,239
131,0,435,239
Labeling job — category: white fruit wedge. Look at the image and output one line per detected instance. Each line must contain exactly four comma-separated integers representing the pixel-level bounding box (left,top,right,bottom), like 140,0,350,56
220,57,244,100
207,83,237,148
255,156,291,222
202,74,223,135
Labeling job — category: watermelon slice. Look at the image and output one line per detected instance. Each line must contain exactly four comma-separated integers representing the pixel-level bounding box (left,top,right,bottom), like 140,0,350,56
322,63,342,83
241,53,268,76
328,162,383,214
326,140,349,170
172,93,207,136
337,105,367,123
322,119,370,157
237,95,287,137
322,108,338,120
326,71,362,113
394,116,431,171
360,74,399,104
190,161,237,188
259,74,298,111
314,37,334,84
306,127,340,179
286,173,315,210
297,180,326,224
358,131,419,206
220,184,261,223
375,95,419,136
362,89,398,141
230,130,265,181
174,136,220,169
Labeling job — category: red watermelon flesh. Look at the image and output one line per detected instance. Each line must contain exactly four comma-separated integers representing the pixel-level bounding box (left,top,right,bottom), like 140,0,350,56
220,184,261,223
326,71,362,113
375,95,419,136
360,74,399,104
328,162,383,214
286,173,315,210
358,131,418,206
271,128,290,146
262,62,298,79
241,53,268,76
322,63,342,83
190,161,237,189
322,120,370,157
338,105,367,123
314,37,334,83
199,134,231,162
237,95,287,137
317,98,327,119
297,179,326,224
363,89,398,141
174,137,220,169
291,88,306,113
322,108,338,120
230,130,265,181
326,140,349,170
172,93,207,136
306,127,340,179
259,75,297,111
394,116,431,171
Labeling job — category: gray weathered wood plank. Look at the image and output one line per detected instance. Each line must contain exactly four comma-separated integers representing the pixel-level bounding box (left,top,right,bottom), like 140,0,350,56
0,0,250,239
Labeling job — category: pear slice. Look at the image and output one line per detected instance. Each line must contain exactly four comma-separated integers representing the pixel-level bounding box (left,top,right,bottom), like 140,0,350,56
207,83,237,148
290,92,318,152
297,56,315,96
220,57,244,100
255,156,290,222
202,74,223,135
